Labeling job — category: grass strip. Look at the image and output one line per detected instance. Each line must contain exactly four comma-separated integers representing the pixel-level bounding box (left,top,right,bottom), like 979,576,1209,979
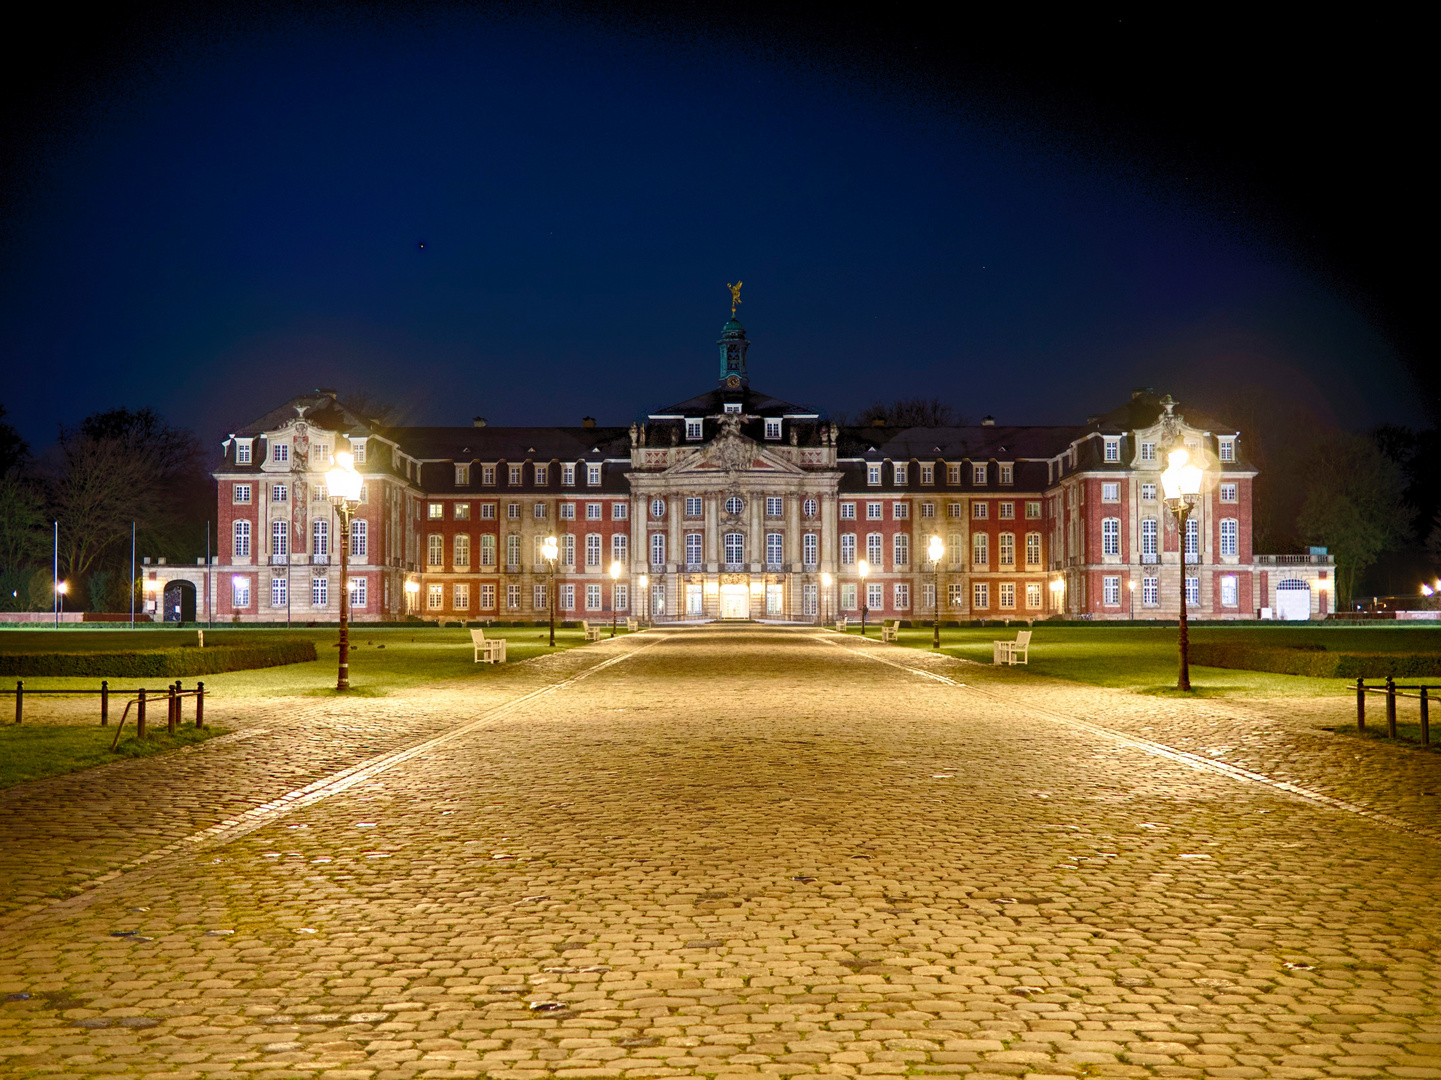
0,724,230,789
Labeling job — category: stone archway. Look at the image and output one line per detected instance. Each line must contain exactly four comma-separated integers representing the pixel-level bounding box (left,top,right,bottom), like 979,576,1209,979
163,580,197,623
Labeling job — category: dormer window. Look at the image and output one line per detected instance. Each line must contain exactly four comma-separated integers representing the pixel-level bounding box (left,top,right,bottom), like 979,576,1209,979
273,443,289,464
972,463,987,485
999,463,1013,485
765,419,782,440
1103,437,1121,462
561,464,575,487
235,439,252,464
587,464,601,486
867,463,882,485
1140,442,1156,462
456,464,472,486
919,463,934,485
351,440,365,464
534,464,549,486
893,463,908,485
314,444,332,464
685,418,703,440
724,403,742,414
1219,437,1236,462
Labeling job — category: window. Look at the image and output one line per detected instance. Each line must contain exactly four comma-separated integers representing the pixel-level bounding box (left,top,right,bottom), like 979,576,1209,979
972,532,988,566
1186,576,1200,605
478,584,495,611
651,498,666,519
920,464,934,485
999,464,1014,485
765,418,782,440
533,584,547,610
1221,576,1238,606
766,497,783,517
1220,483,1237,503
1103,576,1120,605
273,443,290,464
1102,483,1119,502
1102,518,1120,557
1220,518,1238,557
456,464,472,486
724,532,744,565
999,582,1016,609
235,440,252,464
586,533,602,567
972,464,987,485
507,584,521,610
312,520,328,557
560,503,575,520
840,534,856,565
1141,518,1158,563
867,502,882,520
685,532,703,566
233,520,252,558
920,502,935,518
480,534,496,567
586,502,602,520
947,463,962,484
841,583,857,610
724,402,742,414
893,583,910,610
507,534,521,568
1025,532,1042,567
272,483,287,503
270,577,287,608
612,534,628,563
1219,437,1236,462
479,503,495,520
426,583,442,610
867,463,882,485
452,583,469,610
1143,576,1158,606
725,496,744,515
562,534,576,567
587,464,601,486
841,502,856,520
973,582,989,609
1104,438,1121,462
1026,582,1042,609
803,583,818,616
685,418,703,440
534,465,549,486
508,502,521,520
803,497,818,517
454,503,472,521
948,582,964,608
428,534,444,567
893,533,909,567
685,496,702,517
998,501,1014,519
1140,442,1156,462
428,503,444,520
1025,501,1041,519
614,584,628,612
999,533,1015,567
973,502,988,520
866,533,883,565
766,532,784,567
892,502,909,520
534,503,547,519
271,520,289,557
651,533,666,566
562,464,575,486
351,520,367,557
894,463,908,485
350,577,367,608
1185,517,1200,561
803,533,818,566
232,576,251,607
612,502,628,520
509,465,523,486
652,581,666,615
560,585,575,611
866,583,883,610
586,584,602,611
314,576,330,607
357,483,368,505
949,502,964,519
313,444,331,464
233,483,251,505
949,533,963,568
1141,483,1157,502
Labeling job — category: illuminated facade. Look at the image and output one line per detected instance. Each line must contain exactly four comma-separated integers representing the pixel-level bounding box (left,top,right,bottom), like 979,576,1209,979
142,313,1331,622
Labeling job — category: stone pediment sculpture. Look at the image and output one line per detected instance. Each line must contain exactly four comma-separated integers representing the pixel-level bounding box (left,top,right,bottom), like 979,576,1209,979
666,424,803,479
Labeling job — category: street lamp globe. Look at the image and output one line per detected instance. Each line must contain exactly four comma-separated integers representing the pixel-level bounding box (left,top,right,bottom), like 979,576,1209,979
927,536,944,648
1161,441,1205,692
326,451,364,502
326,449,364,692
542,536,558,562
542,536,560,646
1160,446,1203,501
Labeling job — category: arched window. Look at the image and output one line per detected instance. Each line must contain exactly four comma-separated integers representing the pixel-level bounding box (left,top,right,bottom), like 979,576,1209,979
271,520,288,557
972,532,988,567
233,519,251,558
650,532,666,566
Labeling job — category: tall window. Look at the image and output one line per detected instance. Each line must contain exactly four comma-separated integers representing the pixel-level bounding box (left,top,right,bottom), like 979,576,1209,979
1104,438,1121,462
724,532,744,565
651,582,666,615
509,465,523,485
972,532,988,567
428,534,444,567
232,576,251,607
480,534,496,566
586,533,602,567
235,440,252,464
766,532,784,566
426,583,442,610
534,465,549,486
452,583,469,610
893,463,908,485
1103,576,1120,605
893,532,909,567
1102,518,1120,557
1219,437,1236,462
563,534,576,567
612,534,628,563
999,582,1016,608
587,464,601,486
456,464,472,486
586,584,602,611
535,536,550,566
840,534,856,565
867,463,881,485
480,584,495,611
893,583,910,609
533,584,547,610
1143,576,1158,605
1025,532,1041,567
1221,575,1238,606
866,583,883,610
972,582,989,609
947,582,964,608
999,532,1015,567
560,584,575,610
1185,518,1200,561
803,583,818,616
949,533,963,568
272,483,288,503
999,464,1013,485
350,520,367,557
614,584,628,612
270,577,287,608
841,583,857,610
233,520,251,558
271,520,288,557
685,533,702,565
866,533,883,565
766,497,783,517
507,534,521,568
350,578,367,607
685,496,703,517
803,533,818,566
507,584,521,610
1186,576,1200,604
1025,582,1042,609
317,577,332,607
651,533,666,566
562,464,575,486
1220,519,1238,557
972,464,987,485
313,520,328,557
1141,519,1158,562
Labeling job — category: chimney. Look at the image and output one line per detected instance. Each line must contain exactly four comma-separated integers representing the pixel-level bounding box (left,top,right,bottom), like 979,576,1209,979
472,417,487,427
582,416,596,429
316,388,337,397
1131,386,1154,400
981,415,995,426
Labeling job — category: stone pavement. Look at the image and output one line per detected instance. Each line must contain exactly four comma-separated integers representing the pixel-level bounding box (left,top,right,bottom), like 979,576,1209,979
1,625,1439,1080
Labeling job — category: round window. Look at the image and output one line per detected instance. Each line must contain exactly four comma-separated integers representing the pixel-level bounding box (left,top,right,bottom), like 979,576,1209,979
650,498,666,519
802,498,818,517
725,496,744,516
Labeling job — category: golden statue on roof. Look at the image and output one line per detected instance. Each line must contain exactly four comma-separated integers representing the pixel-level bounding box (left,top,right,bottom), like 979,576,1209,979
727,280,743,316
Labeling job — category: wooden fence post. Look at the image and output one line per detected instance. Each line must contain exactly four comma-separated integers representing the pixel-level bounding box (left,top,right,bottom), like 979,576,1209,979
1386,676,1397,739
13,681,20,725
168,683,177,735
1421,687,1431,747
101,680,109,726
137,689,146,738
195,682,204,728
1356,678,1365,731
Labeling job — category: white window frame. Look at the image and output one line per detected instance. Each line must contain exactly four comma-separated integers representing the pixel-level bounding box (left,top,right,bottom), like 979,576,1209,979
235,439,252,464
233,483,252,505
1220,518,1239,557
765,418,782,440
651,533,666,566
685,418,703,440
1102,518,1120,557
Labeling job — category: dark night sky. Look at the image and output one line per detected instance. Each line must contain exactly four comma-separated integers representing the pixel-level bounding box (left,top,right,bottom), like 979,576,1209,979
1,4,1429,452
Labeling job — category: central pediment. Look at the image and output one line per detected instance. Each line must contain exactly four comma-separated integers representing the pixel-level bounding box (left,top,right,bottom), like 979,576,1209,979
664,432,806,477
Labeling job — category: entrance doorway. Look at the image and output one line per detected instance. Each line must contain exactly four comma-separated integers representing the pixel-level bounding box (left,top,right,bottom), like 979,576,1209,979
719,584,750,620
1275,579,1312,621
163,580,196,623
685,583,704,617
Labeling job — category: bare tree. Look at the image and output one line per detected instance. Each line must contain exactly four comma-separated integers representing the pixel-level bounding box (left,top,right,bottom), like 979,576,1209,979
839,398,964,428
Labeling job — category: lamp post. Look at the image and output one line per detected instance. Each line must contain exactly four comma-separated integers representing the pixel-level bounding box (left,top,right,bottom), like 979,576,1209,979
638,573,649,627
928,535,944,648
610,560,622,637
1161,444,1204,691
56,581,67,628
542,535,559,646
1128,578,1136,620
821,571,832,627
326,450,363,692
858,559,870,636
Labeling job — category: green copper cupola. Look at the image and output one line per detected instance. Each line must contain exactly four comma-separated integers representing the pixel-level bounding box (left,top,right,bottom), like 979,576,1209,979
717,316,750,386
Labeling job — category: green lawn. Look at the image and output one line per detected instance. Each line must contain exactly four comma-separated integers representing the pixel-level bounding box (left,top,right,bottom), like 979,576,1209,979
849,623,1441,697
0,723,229,789
0,625,620,698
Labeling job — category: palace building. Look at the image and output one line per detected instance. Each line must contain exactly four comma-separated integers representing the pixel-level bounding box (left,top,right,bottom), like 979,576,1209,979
142,309,1333,623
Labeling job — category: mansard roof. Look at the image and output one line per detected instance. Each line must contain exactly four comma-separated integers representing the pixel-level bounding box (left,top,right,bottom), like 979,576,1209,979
836,424,1082,461
387,426,631,462
233,391,381,439
651,385,819,418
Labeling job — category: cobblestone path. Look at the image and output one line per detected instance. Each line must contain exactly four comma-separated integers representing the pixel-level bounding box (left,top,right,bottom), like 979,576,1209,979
1,626,1439,1080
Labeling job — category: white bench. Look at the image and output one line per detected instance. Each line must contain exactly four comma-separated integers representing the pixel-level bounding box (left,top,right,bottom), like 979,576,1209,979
626,618,639,632
993,630,1031,665
835,616,847,632
579,620,604,642
880,620,899,643
471,628,507,663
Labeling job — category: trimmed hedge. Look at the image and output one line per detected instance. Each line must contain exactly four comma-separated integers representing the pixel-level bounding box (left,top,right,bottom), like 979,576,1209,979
1189,642,1441,679
0,640,317,677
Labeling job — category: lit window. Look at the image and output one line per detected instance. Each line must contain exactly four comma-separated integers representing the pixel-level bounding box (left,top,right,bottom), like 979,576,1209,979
428,503,443,520
1221,575,1238,606
507,534,521,567
1026,582,1042,609
314,444,331,464
231,576,251,608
